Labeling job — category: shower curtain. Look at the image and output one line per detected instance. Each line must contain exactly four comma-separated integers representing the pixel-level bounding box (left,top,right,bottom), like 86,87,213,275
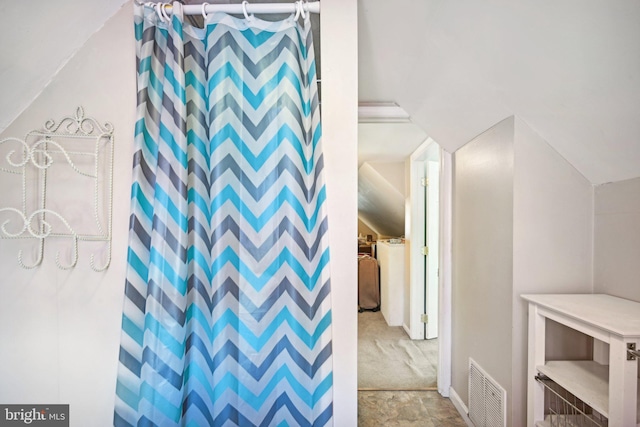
114,3,332,426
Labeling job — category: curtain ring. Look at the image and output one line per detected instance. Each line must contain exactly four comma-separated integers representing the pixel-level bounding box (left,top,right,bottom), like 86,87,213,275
242,1,252,20
294,1,301,21
201,2,209,19
155,3,164,21
156,3,170,22
161,3,171,21
299,1,307,19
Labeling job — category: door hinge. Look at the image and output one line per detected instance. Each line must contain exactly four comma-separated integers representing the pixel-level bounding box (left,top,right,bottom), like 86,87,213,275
420,177,429,187
628,343,640,360
421,246,429,256
421,314,429,323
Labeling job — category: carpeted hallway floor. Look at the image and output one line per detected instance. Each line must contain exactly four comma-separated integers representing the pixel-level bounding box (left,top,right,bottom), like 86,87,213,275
357,311,466,425
358,310,438,390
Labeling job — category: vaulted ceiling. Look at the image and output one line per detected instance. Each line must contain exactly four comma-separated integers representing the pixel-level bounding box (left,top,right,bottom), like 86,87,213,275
358,0,640,185
1,0,638,186
0,0,129,132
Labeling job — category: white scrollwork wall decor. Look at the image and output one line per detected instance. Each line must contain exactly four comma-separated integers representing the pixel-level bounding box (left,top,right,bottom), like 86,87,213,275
0,107,114,271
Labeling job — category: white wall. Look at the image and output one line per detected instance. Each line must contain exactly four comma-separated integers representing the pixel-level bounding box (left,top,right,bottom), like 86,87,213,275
321,0,359,423
0,3,135,425
511,118,593,426
452,117,515,424
452,117,594,427
0,0,359,425
0,0,128,133
358,219,378,241
594,177,640,303
377,241,405,327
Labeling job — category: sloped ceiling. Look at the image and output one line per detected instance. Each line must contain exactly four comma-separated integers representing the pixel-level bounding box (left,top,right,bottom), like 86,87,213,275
3,0,638,184
358,163,405,237
357,122,427,237
359,0,640,185
0,0,129,133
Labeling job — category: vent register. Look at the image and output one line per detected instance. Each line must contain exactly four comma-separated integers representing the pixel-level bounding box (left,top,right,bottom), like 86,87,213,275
469,358,507,427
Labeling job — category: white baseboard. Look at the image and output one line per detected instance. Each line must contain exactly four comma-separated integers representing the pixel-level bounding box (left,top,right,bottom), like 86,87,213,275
449,387,474,427
402,323,411,337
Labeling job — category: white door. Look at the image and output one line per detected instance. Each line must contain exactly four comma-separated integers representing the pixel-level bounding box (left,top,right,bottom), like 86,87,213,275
424,159,439,339
408,140,452,396
408,141,439,340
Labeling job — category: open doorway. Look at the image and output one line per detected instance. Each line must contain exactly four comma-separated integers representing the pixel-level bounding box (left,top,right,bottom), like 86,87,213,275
356,110,448,392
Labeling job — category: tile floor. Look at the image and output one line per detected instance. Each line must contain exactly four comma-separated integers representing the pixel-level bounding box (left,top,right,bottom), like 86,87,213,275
358,390,467,426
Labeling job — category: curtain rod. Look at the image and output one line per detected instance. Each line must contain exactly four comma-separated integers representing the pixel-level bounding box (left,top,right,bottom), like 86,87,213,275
139,1,320,15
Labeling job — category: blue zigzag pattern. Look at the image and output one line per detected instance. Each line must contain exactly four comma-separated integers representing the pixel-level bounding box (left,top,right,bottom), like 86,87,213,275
115,4,332,427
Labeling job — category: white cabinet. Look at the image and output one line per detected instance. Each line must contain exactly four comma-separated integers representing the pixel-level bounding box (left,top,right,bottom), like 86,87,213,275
522,294,640,427
376,241,405,327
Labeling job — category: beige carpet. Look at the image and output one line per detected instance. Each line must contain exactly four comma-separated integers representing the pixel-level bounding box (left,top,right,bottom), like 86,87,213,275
358,311,438,390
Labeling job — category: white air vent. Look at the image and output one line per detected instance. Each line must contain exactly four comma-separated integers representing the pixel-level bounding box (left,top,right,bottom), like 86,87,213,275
468,358,506,427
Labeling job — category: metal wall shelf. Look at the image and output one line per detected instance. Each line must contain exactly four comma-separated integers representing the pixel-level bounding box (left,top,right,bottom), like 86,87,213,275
0,107,114,271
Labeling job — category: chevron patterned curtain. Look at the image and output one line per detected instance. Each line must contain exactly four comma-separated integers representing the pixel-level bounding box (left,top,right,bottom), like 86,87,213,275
114,3,332,426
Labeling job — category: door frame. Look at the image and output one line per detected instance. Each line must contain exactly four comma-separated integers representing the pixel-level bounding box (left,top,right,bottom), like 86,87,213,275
407,138,452,397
